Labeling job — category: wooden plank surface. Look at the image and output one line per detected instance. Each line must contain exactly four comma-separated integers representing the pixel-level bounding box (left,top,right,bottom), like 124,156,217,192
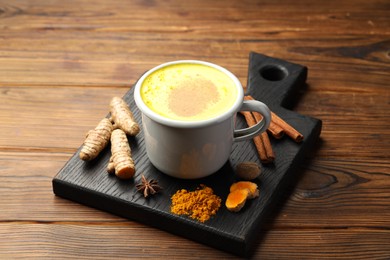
1,0,389,258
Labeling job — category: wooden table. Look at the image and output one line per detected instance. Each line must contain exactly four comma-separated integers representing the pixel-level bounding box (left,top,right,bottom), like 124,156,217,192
1,0,389,258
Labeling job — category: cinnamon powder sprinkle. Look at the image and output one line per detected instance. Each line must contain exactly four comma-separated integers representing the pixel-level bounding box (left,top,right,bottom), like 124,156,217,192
170,185,222,223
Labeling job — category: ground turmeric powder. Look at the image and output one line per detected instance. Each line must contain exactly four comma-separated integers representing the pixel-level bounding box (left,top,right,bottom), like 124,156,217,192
110,97,140,136
79,118,114,161
170,185,221,223
107,129,135,179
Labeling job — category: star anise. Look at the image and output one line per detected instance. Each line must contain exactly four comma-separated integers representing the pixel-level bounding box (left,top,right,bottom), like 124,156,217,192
136,175,162,198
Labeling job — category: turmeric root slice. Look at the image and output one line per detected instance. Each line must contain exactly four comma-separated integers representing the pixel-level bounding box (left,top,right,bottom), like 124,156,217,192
110,96,140,136
109,129,135,179
225,189,249,212
230,181,259,199
79,118,114,161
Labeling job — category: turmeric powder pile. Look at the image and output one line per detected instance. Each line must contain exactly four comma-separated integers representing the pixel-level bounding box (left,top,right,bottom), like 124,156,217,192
170,185,221,223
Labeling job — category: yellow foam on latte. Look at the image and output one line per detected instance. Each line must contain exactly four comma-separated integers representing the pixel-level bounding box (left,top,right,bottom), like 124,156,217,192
140,63,238,121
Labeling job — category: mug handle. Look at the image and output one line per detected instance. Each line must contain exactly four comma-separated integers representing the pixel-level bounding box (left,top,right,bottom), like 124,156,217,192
233,100,271,142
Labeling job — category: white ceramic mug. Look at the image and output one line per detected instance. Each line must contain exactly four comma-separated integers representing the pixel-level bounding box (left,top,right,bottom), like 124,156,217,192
134,60,271,179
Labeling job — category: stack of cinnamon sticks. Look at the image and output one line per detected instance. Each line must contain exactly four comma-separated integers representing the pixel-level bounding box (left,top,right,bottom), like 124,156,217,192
240,95,304,164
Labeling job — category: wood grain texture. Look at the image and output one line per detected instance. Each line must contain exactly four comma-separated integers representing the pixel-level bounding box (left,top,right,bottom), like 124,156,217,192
1,223,389,259
0,0,389,258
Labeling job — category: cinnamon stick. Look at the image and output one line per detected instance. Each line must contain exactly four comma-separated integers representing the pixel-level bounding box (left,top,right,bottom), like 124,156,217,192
260,130,275,162
239,111,274,163
253,111,284,139
270,111,304,142
246,95,304,142
244,96,284,139
268,121,285,139
250,109,275,161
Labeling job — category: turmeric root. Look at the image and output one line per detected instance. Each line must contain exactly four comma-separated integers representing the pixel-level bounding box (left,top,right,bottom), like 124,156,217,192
230,181,259,199
225,189,249,212
110,97,140,136
108,129,135,179
79,118,114,161
226,181,259,212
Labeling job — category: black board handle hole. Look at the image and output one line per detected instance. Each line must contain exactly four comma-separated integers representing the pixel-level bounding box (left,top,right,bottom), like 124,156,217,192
260,65,288,81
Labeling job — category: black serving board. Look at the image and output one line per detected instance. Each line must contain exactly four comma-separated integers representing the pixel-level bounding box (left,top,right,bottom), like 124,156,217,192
52,52,322,257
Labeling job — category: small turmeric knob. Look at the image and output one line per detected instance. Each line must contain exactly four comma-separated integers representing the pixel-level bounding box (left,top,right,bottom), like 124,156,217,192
79,118,114,161
110,96,140,136
230,181,259,199
226,181,260,212
109,129,135,179
225,189,249,212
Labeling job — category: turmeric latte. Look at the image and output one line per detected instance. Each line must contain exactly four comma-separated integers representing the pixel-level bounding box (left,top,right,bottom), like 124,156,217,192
140,63,237,121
